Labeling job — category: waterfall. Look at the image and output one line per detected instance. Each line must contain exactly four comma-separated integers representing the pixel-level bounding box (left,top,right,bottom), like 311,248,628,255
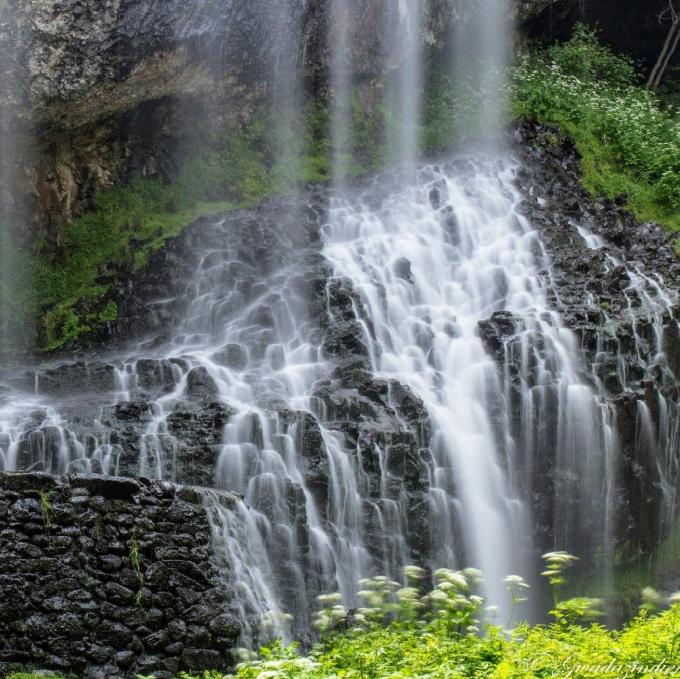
330,0,352,185
392,0,423,167
452,0,512,143
0,1,26,359
1,0,679,650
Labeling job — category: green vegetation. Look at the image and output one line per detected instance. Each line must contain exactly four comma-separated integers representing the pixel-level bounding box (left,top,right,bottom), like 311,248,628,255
129,536,145,607
38,490,54,531
513,25,680,231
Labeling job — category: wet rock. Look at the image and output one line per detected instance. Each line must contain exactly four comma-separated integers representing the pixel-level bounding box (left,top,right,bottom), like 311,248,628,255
478,311,522,361
209,613,240,639
211,344,248,371
136,359,178,394
185,367,218,402
36,363,116,397
393,257,414,284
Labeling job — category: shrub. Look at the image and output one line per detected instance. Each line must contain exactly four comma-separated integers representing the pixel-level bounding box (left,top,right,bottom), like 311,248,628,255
547,23,638,88
513,26,680,229
221,557,680,679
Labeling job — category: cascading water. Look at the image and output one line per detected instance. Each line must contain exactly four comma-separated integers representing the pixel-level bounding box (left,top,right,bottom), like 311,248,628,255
452,0,512,142
1,0,680,652
392,0,422,167
574,224,680,572
322,153,621,613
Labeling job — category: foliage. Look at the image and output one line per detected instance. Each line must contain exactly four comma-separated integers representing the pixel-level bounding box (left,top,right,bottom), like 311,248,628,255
513,25,680,231
541,551,579,605
129,536,144,607
546,24,638,88
38,490,54,531
219,593,680,679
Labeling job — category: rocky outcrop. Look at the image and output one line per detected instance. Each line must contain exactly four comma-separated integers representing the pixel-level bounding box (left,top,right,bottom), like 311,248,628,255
473,121,680,560
0,472,239,679
0,0,562,237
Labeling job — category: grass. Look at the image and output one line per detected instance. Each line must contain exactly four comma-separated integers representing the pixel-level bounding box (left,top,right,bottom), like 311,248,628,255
38,490,53,531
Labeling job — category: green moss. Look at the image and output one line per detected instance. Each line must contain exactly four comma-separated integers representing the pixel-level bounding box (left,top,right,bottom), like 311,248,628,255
98,300,118,323
38,490,54,531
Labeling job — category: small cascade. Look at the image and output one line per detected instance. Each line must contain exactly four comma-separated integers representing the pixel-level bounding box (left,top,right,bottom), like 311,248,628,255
202,489,290,645
575,224,680,559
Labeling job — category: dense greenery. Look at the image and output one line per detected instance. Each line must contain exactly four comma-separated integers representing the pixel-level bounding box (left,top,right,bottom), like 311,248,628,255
223,606,680,678
513,25,680,231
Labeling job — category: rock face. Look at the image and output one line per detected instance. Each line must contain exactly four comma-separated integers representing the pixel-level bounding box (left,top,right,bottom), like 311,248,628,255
0,472,237,679
483,122,680,560
0,0,561,237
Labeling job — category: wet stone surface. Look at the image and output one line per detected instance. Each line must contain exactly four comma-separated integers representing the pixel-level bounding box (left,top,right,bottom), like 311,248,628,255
0,472,237,679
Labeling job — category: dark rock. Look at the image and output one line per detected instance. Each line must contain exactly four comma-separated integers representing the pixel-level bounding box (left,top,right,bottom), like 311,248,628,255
185,367,219,402
208,613,240,639
211,343,249,370
180,648,222,671
0,473,232,678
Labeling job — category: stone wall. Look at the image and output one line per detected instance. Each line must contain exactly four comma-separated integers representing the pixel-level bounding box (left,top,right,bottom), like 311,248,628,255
0,472,239,679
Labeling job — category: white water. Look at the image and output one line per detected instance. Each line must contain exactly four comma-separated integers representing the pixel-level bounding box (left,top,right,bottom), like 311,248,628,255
324,155,605,611
393,0,422,167
452,0,512,144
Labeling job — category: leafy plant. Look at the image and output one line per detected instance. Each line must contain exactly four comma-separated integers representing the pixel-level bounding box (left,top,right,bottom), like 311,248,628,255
38,490,54,531
513,26,680,230
541,550,579,605
129,536,145,607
